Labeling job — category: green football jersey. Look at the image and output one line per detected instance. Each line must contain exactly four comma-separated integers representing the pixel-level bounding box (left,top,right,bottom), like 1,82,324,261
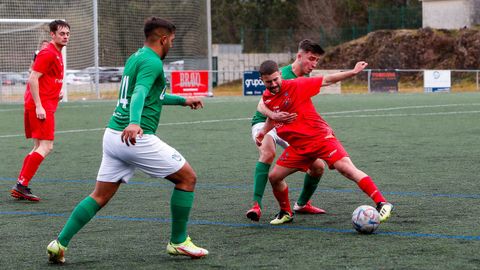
108,46,171,134
251,64,304,126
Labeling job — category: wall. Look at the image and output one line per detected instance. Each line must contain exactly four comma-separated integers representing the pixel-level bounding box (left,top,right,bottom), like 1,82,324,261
421,0,475,29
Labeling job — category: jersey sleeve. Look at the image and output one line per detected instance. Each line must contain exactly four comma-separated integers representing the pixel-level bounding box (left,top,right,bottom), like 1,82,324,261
163,93,186,105
129,85,148,125
31,50,53,74
296,77,323,99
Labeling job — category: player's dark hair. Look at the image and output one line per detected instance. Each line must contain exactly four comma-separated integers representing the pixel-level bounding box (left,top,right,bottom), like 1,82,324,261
49,20,70,33
144,17,176,40
298,39,324,55
259,60,279,76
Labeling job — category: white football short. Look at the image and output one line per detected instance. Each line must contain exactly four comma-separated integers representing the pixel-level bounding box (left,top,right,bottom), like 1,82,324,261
96,128,186,183
251,122,289,149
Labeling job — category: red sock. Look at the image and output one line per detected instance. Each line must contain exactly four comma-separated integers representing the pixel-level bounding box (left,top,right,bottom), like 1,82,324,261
357,176,386,204
18,152,44,186
272,186,292,215
17,153,32,182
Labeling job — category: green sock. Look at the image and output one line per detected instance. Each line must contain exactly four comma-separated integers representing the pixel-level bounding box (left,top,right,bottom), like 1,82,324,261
253,161,271,209
297,174,321,206
58,196,101,247
170,188,194,244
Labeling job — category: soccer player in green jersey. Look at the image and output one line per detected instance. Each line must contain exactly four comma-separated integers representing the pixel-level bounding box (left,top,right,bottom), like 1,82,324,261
247,39,327,222
47,17,208,263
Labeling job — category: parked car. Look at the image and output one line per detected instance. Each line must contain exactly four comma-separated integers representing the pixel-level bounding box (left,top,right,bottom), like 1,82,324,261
0,73,25,85
81,67,122,83
65,72,91,85
19,72,29,84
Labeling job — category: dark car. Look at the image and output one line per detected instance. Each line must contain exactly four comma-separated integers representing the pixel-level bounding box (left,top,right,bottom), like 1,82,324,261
0,73,24,85
82,67,122,83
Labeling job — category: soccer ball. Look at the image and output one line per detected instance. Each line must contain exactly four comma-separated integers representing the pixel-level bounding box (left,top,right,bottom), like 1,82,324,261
352,205,380,234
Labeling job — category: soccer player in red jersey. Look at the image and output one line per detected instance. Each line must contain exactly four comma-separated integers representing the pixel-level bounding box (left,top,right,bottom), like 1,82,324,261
10,20,70,201
255,60,393,225
246,40,326,222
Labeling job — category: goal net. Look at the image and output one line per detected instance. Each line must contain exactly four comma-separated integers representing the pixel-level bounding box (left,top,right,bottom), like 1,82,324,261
0,1,95,72
0,0,209,102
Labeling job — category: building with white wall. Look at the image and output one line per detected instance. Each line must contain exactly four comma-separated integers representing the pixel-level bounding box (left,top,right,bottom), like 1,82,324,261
421,0,480,29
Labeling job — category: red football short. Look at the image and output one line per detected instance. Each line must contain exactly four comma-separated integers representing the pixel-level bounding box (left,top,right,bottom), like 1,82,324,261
24,109,55,140
276,137,349,171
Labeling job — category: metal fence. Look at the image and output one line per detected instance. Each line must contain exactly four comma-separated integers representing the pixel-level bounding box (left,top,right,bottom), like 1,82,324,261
1,69,478,103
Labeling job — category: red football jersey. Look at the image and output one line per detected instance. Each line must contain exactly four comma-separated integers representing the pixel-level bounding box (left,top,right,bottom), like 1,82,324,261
262,77,333,149
24,42,64,112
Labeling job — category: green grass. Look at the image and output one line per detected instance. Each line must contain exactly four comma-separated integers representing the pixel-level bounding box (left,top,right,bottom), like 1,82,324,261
1,93,480,269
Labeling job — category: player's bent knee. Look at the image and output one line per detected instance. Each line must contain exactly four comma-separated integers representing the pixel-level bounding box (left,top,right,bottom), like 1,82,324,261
38,141,54,156
183,172,197,186
259,150,276,163
167,164,197,190
268,173,282,184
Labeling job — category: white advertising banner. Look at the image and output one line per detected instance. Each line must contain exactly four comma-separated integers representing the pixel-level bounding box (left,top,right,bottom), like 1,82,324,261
424,70,451,93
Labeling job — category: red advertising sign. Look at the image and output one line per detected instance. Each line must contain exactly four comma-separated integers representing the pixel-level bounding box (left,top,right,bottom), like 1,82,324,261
170,70,209,96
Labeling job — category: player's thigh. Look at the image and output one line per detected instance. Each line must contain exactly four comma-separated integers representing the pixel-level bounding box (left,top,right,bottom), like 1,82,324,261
257,134,277,163
25,110,55,140
96,129,136,183
128,134,186,179
251,122,288,149
276,146,315,173
318,138,349,169
269,164,299,183
333,157,366,181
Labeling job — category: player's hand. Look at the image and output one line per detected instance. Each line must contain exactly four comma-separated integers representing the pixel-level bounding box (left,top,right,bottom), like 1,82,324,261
255,131,265,146
184,97,204,110
35,106,46,120
352,61,368,74
270,112,297,123
121,124,143,146
59,90,64,101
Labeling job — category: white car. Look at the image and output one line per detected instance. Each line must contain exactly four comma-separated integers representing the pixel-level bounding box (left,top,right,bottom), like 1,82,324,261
65,72,91,85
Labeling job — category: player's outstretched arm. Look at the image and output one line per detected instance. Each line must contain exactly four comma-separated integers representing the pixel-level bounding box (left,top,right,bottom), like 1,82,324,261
323,61,368,86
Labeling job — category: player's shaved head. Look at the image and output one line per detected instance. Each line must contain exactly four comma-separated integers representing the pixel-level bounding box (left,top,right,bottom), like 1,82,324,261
144,17,176,41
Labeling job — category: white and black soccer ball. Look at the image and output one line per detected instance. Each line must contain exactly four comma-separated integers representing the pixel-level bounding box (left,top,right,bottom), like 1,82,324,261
352,205,380,234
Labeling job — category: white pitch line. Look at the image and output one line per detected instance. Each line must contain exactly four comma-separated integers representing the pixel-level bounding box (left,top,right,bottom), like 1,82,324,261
0,119,252,138
327,110,480,118
1,106,479,138
158,117,251,126
1,102,479,113
0,104,107,112
321,103,480,115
